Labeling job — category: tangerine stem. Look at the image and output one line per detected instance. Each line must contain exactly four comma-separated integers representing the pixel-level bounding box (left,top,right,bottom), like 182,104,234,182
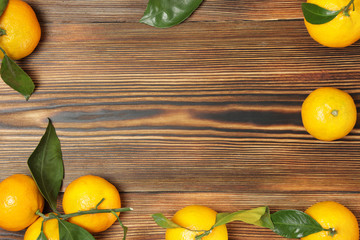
343,0,355,16
95,198,105,209
111,210,128,240
60,207,133,220
35,207,133,221
35,209,47,219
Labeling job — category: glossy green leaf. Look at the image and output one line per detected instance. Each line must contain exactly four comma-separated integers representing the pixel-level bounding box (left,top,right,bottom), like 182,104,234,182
36,220,48,240
302,3,341,24
271,210,323,238
27,119,64,212
58,219,95,240
0,49,35,100
0,0,9,17
140,0,203,28
214,206,274,229
36,231,48,240
152,213,182,229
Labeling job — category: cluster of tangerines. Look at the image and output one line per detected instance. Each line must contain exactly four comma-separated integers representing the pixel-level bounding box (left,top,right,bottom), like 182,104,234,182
0,0,360,239
1,172,359,239
0,174,127,239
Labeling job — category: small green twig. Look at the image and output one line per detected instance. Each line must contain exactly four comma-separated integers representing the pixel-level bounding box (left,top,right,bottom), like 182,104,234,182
95,198,105,209
111,210,128,240
35,206,133,221
36,209,48,219
61,207,133,220
343,0,355,16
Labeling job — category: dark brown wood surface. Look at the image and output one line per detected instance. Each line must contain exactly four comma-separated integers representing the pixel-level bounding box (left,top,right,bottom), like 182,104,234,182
1,0,360,239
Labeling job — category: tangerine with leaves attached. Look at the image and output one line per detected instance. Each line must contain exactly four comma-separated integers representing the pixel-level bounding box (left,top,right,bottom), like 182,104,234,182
24,214,59,240
166,205,228,240
0,0,41,60
62,175,121,233
301,201,359,240
303,0,360,47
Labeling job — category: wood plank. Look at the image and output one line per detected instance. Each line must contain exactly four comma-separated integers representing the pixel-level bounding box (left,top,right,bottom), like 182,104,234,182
1,21,360,194
25,0,303,23
1,192,360,239
1,1,360,239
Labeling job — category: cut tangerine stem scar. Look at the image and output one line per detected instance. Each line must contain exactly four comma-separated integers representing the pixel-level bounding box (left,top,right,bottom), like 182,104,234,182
331,110,338,117
324,227,337,237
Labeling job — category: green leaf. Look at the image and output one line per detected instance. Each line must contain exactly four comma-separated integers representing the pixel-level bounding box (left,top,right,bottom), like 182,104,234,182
0,0,9,17
36,220,48,240
214,206,274,229
27,119,64,212
302,3,341,24
58,219,95,240
152,213,182,229
194,207,274,240
36,231,48,240
140,0,203,28
271,210,323,238
0,50,35,100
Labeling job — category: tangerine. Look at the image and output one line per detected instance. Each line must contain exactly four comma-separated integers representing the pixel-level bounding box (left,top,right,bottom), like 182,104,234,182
301,201,359,240
166,205,228,240
62,175,121,233
0,0,41,60
0,174,44,231
301,87,357,141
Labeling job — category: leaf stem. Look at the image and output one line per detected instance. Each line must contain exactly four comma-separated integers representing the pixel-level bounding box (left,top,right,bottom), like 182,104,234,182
0,46,5,55
195,230,212,239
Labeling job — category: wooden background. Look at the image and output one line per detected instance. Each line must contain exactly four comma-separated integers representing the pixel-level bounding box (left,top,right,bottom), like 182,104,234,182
1,0,360,239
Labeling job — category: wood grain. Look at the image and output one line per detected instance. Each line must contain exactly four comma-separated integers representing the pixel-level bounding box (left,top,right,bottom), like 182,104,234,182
25,0,304,23
1,0,360,239
2,192,360,239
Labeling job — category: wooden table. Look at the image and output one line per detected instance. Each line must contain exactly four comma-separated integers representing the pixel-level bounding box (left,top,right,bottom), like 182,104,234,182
1,0,360,239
